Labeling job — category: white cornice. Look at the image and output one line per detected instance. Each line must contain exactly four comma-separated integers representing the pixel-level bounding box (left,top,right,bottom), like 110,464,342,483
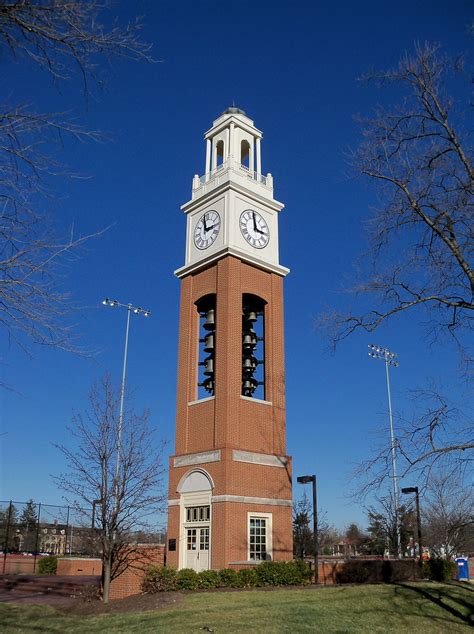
174,248,290,279
204,114,262,139
212,495,292,507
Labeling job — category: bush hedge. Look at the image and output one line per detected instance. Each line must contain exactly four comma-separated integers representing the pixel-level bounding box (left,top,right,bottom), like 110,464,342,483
336,559,419,584
198,569,221,588
176,568,200,590
142,560,312,593
37,556,58,575
423,558,457,582
142,565,177,592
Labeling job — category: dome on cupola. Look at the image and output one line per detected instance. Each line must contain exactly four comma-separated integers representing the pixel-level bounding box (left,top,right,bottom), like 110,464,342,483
222,106,246,115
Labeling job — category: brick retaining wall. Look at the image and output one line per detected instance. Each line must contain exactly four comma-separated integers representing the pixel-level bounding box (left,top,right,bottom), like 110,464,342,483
56,558,102,576
109,545,165,600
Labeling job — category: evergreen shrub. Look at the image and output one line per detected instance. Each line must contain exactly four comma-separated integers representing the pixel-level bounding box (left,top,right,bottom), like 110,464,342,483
198,569,220,589
336,559,418,584
424,558,457,582
218,568,241,587
176,567,199,590
37,556,58,575
238,568,258,587
142,565,177,592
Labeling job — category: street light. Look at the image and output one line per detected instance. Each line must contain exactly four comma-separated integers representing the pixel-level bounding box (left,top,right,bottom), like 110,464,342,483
297,475,318,583
402,486,423,578
368,344,401,559
102,298,151,517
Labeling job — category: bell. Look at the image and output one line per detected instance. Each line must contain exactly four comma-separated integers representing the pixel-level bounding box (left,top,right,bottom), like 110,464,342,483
242,355,257,371
203,357,214,375
245,310,258,323
203,308,215,330
243,329,257,349
200,378,214,393
204,333,214,352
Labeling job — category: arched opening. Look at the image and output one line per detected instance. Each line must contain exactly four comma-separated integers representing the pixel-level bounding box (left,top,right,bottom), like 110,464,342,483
178,469,213,572
196,294,216,399
240,140,250,170
216,140,224,168
242,294,266,400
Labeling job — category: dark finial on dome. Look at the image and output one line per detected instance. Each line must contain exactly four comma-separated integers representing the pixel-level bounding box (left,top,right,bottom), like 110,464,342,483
223,106,246,116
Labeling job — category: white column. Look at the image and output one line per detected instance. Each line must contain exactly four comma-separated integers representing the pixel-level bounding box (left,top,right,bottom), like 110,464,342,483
225,128,230,164
256,138,261,175
229,122,235,162
212,139,217,170
249,138,255,173
205,139,211,175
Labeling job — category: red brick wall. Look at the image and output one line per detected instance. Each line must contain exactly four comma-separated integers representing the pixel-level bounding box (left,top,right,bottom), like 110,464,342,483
56,558,102,576
167,256,292,570
109,545,165,600
1,554,38,574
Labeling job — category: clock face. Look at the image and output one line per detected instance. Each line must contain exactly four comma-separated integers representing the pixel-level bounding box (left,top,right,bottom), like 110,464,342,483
194,210,221,250
239,209,270,249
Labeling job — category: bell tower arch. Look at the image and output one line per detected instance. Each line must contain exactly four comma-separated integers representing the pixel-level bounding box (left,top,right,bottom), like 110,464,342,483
167,108,293,571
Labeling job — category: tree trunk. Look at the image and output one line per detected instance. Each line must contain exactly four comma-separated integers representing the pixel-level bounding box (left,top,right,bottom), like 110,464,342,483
102,556,112,604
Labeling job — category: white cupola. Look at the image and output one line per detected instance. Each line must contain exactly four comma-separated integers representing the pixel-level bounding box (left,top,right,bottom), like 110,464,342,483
191,107,273,201
177,108,288,279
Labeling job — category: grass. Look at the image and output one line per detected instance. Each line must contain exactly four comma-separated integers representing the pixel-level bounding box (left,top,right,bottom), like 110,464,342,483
0,582,472,632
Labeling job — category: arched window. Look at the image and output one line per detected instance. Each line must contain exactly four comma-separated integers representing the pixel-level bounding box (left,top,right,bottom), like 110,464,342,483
242,294,266,399
216,140,224,168
240,140,250,169
196,294,216,398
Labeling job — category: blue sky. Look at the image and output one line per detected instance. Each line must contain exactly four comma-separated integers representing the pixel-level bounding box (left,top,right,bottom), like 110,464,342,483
1,0,472,530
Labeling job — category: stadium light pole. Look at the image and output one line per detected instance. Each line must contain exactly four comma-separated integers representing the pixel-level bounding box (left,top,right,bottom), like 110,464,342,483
297,475,318,583
102,299,151,520
368,344,401,558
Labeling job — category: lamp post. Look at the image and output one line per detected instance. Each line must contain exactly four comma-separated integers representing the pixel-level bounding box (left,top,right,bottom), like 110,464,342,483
91,499,102,530
102,299,151,519
297,475,318,583
368,344,401,559
402,486,423,578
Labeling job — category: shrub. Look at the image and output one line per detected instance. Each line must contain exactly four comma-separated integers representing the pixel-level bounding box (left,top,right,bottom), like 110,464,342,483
142,565,177,592
37,556,58,575
288,559,312,584
218,568,241,587
198,569,220,589
424,558,457,582
336,559,419,584
238,568,258,588
336,560,374,584
382,560,418,582
177,568,199,590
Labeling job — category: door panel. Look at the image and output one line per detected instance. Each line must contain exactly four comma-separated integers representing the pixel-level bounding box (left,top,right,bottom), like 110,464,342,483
186,527,209,571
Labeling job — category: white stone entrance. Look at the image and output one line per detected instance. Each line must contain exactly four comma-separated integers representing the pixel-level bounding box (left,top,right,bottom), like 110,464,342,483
178,469,213,571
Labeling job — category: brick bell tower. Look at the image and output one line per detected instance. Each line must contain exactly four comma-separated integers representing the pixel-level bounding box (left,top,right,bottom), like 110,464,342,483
167,107,292,571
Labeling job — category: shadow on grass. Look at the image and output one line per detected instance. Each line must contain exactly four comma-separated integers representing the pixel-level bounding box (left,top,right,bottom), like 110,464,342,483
394,582,473,626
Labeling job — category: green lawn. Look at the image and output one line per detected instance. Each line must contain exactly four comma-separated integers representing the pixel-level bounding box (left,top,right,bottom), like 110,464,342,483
0,583,472,632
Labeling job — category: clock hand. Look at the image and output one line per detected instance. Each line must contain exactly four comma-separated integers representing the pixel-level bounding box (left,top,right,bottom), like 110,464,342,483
252,212,257,232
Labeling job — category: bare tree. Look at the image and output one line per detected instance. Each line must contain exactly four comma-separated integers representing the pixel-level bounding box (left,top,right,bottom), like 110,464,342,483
320,42,473,487
54,375,166,603
324,42,473,358
423,471,474,558
0,1,153,357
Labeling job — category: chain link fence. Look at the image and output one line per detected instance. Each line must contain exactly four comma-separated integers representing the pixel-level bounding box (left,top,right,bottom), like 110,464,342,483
0,500,95,574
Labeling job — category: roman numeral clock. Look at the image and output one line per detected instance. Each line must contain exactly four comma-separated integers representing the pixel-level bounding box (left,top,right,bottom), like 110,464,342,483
167,107,293,572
